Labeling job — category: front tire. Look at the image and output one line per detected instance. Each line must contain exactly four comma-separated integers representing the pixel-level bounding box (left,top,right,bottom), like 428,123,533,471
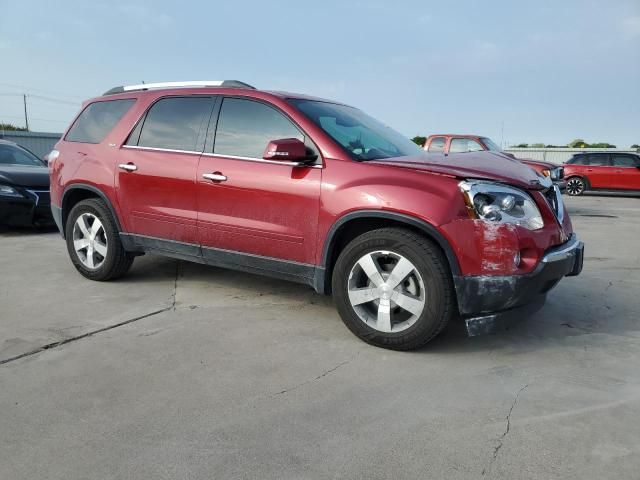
332,228,455,350
566,177,587,196
65,198,134,281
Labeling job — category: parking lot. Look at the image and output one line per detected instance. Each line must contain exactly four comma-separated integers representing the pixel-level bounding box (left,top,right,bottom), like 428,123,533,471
1,194,639,479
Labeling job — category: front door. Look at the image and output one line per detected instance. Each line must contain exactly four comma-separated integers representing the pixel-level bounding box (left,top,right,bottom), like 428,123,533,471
116,96,214,244
196,97,321,266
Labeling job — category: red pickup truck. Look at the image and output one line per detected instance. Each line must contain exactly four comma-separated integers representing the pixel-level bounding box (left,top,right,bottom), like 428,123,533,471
423,134,564,184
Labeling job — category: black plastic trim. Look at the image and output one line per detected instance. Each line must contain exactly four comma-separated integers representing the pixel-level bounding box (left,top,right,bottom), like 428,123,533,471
60,184,123,239
121,233,318,289
321,210,462,277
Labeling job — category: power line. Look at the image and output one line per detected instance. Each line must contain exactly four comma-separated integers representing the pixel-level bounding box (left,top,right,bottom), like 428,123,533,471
0,82,86,102
0,92,79,106
0,113,69,124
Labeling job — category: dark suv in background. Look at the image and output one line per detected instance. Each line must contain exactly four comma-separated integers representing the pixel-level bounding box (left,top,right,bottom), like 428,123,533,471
49,80,583,350
564,152,640,195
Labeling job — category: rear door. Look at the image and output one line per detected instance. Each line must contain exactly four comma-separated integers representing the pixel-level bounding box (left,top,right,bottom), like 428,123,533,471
116,96,214,244
583,153,611,188
610,154,640,190
196,96,321,265
427,136,446,153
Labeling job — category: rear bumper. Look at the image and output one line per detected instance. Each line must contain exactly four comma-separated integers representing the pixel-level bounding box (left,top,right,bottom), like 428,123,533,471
454,234,584,327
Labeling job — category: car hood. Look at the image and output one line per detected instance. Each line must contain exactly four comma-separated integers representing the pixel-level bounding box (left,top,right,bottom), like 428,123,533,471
518,158,556,169
371,151,551,190
0,165,50,188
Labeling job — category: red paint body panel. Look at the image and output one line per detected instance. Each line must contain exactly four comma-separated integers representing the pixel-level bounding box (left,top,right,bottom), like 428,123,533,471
115,148,199,243
196,156,321,264
50,86,576,284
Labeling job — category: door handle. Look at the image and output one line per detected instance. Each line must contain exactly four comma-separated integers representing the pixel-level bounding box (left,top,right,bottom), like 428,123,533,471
118,163,138,172
202,173,227,182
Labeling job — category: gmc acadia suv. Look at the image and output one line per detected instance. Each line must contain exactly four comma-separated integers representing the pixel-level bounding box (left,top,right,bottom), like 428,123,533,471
49,80,584,350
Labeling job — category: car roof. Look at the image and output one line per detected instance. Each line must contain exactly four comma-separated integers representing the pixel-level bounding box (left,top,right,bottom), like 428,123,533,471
96,80,345,106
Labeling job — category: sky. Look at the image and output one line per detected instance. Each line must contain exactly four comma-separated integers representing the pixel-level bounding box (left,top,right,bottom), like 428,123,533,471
0,0,638,147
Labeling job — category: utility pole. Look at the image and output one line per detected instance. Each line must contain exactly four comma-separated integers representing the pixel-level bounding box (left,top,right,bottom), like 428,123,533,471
23,94,29,131
500,121,504,149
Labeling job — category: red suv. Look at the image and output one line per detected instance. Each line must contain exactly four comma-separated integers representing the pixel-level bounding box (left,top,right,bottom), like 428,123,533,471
49,80,583,350
563,152,640,195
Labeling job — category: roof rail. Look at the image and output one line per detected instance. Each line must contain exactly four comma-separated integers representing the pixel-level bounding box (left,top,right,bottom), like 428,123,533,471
103,80,255,95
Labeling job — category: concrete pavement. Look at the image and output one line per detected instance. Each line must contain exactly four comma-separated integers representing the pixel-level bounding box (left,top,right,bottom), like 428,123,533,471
1,195,639,479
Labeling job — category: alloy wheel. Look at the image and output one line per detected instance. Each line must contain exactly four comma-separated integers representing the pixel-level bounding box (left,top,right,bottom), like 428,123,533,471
72,213,108,269
566,178,585,196
347,250,426,333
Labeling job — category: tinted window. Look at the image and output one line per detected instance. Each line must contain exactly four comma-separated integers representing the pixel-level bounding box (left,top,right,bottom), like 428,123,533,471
289,99,421,161
66,99,135,144
0,144,44,166
569,155,588,165
137,97,213,151
428,137,446,152
586,154,609,166
612,154,638,167
450,138,484,153
214,98,303,158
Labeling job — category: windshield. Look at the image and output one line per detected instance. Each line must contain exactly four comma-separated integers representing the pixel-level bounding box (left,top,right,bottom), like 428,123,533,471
481,137,502,152
0,144,44,167
288,99,422,161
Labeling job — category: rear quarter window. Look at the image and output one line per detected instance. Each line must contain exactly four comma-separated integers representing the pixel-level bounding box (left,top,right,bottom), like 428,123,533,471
65,99,135,144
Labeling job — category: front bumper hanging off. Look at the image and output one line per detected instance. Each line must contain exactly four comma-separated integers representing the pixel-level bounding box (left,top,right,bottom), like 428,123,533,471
454,234,584,336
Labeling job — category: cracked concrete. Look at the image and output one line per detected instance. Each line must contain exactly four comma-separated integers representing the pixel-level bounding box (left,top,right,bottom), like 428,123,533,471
1,195,640,479
483,384,529,476
273,355,358,396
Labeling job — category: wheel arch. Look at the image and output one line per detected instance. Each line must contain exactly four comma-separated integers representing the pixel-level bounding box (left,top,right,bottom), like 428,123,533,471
319,210,461,294
61,184,122,239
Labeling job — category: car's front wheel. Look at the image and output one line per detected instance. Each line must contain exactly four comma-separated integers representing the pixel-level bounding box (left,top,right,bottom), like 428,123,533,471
566,177,587,196
332,228,455,350
65,198,134,281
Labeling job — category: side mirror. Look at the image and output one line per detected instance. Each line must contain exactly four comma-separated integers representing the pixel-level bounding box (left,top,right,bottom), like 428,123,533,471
263,138,311,164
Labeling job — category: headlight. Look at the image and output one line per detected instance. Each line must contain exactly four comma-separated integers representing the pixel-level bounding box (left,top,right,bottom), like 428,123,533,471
0,185,23,198
459,181,544,230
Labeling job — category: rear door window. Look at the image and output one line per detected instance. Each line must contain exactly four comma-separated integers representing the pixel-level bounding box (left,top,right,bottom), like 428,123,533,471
611,154,638,167
135,97,214,152
65,99,135,144
428,137,446,152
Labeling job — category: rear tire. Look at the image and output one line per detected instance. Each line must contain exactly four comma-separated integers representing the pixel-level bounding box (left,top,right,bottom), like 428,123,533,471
332,228,455,350
566,177,587,196
65,198,134,281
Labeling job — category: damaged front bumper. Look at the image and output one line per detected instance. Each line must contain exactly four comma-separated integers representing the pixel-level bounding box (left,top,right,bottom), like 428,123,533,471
454,234,584,336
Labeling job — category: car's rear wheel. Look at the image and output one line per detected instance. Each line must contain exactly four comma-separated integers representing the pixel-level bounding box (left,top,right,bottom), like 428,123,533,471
65,198,134,281
566,177,587,196
332,228,455,350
